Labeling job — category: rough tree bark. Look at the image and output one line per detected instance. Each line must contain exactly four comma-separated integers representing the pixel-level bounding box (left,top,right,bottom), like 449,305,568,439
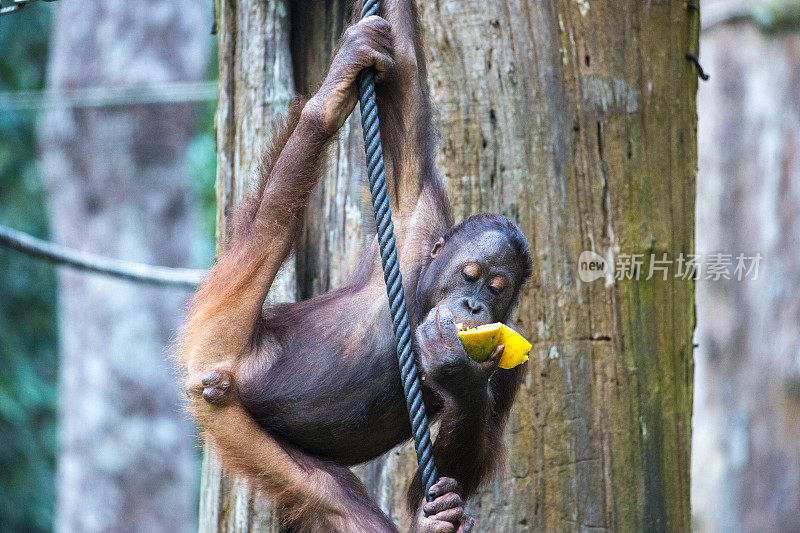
692,9,800,532
205,0,697,530
39,1,209,531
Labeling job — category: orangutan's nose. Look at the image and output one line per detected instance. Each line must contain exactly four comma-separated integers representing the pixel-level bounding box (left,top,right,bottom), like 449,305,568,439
463,298,485,315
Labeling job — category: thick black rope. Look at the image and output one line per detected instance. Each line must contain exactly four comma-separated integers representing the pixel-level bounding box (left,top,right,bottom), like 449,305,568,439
357,0,438,501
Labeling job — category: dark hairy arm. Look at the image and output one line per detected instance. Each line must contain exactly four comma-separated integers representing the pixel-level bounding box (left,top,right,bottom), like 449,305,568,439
409,307,525,519
353,0,453,229
182,15,396,373
420,363,524,517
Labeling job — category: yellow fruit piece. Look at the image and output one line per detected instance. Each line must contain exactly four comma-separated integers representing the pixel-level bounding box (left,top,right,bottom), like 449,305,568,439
456,323,502,362
457,323,532,369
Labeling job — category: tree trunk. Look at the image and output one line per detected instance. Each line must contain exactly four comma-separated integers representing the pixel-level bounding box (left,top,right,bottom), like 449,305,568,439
206,0,697,530
692,13,800,532
39,1,209,531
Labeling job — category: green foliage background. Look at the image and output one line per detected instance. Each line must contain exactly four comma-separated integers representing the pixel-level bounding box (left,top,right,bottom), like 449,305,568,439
0,7,58,531
0,6,217,531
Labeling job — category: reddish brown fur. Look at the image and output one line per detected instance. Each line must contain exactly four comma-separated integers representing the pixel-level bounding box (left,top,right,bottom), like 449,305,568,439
178,98,348,528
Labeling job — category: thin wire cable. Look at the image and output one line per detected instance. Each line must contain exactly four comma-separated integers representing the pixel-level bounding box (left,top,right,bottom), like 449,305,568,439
0,81,219,111
0,224,204,289
357,0,438,500
0,79,216,289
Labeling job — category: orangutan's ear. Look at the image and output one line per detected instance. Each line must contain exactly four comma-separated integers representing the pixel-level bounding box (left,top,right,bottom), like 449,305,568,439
430,239,444,259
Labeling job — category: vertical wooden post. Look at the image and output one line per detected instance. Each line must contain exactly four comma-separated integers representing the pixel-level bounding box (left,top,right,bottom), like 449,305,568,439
404,1,697,529
205,1,698,530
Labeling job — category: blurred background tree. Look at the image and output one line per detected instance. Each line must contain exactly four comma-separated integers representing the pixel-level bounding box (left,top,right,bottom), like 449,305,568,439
0,1,218,531
693,0,800,531
39,0,211,530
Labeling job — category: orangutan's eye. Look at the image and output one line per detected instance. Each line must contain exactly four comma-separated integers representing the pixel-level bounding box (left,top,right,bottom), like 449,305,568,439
461,263,480,283
488,277,506,295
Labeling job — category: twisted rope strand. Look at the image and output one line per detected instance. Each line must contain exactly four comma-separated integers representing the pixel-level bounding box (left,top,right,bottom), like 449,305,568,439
357,0,438,500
